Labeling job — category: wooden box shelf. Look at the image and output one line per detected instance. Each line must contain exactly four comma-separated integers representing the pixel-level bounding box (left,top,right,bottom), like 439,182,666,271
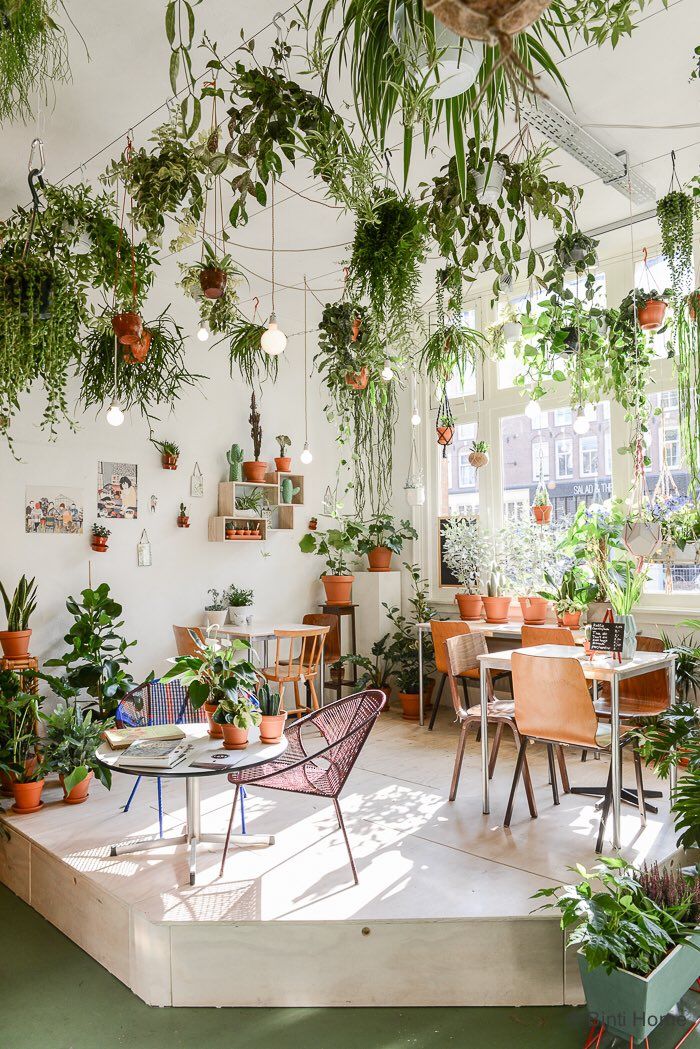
209,473,304,543
208,516,267,542
218,481,279,517
265,472,304,507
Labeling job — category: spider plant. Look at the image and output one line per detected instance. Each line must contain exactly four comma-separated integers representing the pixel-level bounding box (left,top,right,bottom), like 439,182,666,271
0,0,71,124
220,314,278,388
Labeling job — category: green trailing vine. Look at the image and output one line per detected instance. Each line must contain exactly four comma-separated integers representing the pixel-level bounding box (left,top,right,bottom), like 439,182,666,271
419,266,484,386
164,0,203,137
542,230,600,302
0,0,70,124
219,315,278,388
656,189,695,311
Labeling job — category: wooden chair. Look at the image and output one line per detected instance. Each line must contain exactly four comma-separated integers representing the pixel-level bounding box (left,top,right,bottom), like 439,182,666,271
261,626,329,716
446,632,535,806
507,652,643,851
521,625,575,648
428,620,471,730
173,625,206,656
302,613,340,702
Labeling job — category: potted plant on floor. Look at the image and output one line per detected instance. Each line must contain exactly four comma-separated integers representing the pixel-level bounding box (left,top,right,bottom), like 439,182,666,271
257,683,287,743
243,392,268,482
42,704,114,804
481,564,512,624
385,564,437,720
90,523,110,553
299,518,363,605
606,557,647,661
440,516,490,620
226,585,254,626
274,434,292,473
162,635,257,739
213,688,262,750
153,439,180,469
0,575,37,660
534,858,700,1045
203,590,228,629
0,670,41,798
357,514,418,573
339,635,397,708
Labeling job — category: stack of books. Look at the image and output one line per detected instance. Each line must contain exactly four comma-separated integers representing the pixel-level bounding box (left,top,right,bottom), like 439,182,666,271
120,738,193,770
103,724,185,750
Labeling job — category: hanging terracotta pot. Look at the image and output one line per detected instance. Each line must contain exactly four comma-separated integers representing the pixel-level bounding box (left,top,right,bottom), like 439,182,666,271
455,593,483,620
346,367,369,390
322,574,354,605
422,0,553,40
367,546,393,572
111,311,143,346
518,596,549,625
351,314,362,342
532,504,552,524
243,461,268,483
122,329,151,364
200,267,227,300
637,299,667,332
437,424,454,446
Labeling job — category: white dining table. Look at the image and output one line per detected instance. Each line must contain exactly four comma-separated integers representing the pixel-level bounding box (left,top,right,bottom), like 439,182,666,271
476,644,676,850
217,621,325,706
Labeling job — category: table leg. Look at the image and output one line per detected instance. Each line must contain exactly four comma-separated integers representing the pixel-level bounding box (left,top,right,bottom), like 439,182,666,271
186,776,200,885
481,664,489,815
611,676,621,850
263,638,269,669
418,627,424,727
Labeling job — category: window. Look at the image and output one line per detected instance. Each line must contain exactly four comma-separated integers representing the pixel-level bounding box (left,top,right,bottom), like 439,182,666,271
580,436,598,477
532,442,550,482
556,438,573,479
437,420,479,516
663,426,680,470
458,448,476,488
554,408,572,427
604,432,612,475
444,309,478,399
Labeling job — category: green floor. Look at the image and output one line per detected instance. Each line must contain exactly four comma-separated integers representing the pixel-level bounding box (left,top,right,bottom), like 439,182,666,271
1,884,698,1049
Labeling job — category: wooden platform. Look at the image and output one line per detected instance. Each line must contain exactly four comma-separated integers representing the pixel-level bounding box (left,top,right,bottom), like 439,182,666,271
0,706,678,1008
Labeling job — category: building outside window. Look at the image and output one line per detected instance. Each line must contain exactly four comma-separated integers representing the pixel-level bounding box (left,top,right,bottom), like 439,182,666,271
556,438,573,479
580,435,598,477
532,442,550,482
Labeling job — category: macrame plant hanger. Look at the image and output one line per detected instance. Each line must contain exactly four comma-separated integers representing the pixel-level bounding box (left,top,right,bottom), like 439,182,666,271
405,432,425,506
112,135,149,362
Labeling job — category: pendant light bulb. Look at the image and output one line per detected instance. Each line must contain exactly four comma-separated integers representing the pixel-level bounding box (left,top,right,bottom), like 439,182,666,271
260,312,287,355
381,361,394,381
106,402,124,427
573,411,590,435
300,441,313,465
196,320,210,342
411,404,421,426
525,399,541,421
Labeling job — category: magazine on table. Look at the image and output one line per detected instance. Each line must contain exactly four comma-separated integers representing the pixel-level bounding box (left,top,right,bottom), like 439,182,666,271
120,738,194,769
191,750,249,771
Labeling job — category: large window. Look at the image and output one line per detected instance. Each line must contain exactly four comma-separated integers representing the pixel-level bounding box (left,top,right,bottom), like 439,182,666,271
438,419,479,516
580,436,598,477
444,309,478,399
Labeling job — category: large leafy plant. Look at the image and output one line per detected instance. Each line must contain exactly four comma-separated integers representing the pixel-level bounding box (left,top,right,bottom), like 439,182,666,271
42,704,113,793
0,670,41,779
299,518,364,576
162,636,257,710
382,564,436,693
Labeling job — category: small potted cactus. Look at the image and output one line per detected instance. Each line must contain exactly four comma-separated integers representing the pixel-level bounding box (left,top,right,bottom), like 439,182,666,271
226,443,244,481
481,564,512,624
468,440,489,469
280,478,300,504
532,485,552,524
275,435,292,473
177,503,190,528
257,683,287,743
91,523,111,552
154,439,180,470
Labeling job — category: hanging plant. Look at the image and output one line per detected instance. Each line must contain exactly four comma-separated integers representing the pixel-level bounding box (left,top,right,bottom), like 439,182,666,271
435,388,455,457
419,266,484,385
657,188,695,310
468,440,489,469
541,229,599,302
77,311,204,425
0,0,73,124
672,295,700,494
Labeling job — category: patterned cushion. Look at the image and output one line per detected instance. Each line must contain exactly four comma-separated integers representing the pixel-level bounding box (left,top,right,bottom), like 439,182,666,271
148,680,206,725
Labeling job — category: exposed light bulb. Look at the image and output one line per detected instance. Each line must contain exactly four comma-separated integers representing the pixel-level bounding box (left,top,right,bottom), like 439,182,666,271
106,402,124,427
196,321,210,342
381,361,394,381
525,399,541,421
411,406,421,426
573,412,590,435
260,313,287,355
300,441,313,465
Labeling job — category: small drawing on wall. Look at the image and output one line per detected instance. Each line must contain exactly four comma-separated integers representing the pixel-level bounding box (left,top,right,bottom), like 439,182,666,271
97,461,138,520
25,487,84,534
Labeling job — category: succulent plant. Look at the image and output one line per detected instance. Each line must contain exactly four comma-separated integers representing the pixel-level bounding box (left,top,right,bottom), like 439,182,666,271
276,434,291,456
226,443,244,481
280,478,300,504
487,564,504,598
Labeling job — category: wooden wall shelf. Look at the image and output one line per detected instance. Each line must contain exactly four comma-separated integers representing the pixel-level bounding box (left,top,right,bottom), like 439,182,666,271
209,473,304,543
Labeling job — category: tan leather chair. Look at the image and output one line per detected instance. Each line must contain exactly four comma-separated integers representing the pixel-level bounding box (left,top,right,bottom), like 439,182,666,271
446,633,535,808
521,625,575,648
173,625,206,656
428,620,472,730
261,626,329,715
508,652,640,851
594,636,668,719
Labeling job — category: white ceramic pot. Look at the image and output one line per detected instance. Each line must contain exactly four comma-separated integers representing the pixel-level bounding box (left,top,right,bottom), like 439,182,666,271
229,605,254,626
203,609,228,629
475,162,505,205
405,485,425,507
502,320,522,342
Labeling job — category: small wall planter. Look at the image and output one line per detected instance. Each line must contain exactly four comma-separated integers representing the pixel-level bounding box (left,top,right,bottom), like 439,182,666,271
177,514,190,528
162,454,179,470
91,536,109,553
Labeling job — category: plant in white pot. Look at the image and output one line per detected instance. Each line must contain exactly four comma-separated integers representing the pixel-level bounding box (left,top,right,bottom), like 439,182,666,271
534,858,700,1045
440,516,491,620
204,589,228,628
606,557,647,661
227,585,254,626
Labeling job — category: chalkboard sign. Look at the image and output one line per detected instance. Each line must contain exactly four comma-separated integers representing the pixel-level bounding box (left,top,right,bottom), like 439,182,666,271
589,620,625,654
438,515,479,589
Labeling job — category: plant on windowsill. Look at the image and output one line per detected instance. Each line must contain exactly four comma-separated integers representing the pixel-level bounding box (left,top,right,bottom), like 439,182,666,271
162,635,256,740
560,502,626,613
90,523,111,552
356,514,418,573
533,858,700,1045
499,518,569,626
299,518,364,606
481,563,513,625
41,704,114,804
203,589,229,629
440,516,491,621
257,682,286,744
538,565,593,630
0,574,37,660
226,585,254,627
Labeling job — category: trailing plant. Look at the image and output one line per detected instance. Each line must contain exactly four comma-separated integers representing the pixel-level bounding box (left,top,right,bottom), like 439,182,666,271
215,314,277,388
542,229,599,302
440,516,491,595
419,266,484,386
164,0,203,136
42,704,113,793
0,0,72,124
656,188,695,311
0,575,37,631
299,518,364,576
673,293,700,493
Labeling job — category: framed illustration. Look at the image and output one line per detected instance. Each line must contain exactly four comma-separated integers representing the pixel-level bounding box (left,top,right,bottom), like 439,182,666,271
97,461,138,520
25,487,84,534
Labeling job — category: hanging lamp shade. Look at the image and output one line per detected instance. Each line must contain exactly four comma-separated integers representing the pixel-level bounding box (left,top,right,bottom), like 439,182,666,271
422,0,553,40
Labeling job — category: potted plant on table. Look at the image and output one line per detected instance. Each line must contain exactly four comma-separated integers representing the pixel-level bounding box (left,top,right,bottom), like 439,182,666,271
162,635,257,740
257,682,287,743
274,434,292,473
606,557,647,661
357,514,418,573
534,858,700,1046
499,518,566,626
0,575,37,660
440,516,490,620
243,392,268,482
539,566,592,630
153,439,180,470
42,704,114,804
299,518,363,606
213,689,262,750
90,523,111,553
481,564,512,625
203,589,228,629
227,585,254,626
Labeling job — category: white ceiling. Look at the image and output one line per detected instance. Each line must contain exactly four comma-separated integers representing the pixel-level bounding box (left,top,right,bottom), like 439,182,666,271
1,0,697,314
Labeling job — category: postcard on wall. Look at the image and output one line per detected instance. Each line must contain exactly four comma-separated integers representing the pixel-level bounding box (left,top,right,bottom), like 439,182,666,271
97,461,138,520
25,487,84,534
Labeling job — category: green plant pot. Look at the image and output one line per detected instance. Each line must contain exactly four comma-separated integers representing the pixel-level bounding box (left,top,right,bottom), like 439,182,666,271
614,613,638,661
578,935,700,1043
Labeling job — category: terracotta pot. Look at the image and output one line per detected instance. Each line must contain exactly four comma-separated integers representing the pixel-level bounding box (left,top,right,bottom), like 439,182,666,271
638,300,667,332
0,629,32,659
243,461,268,483
199,267,228,300
260,712,288,744
532,504,552,524
437,424,454,446
111,311,143,346
398,679,435,722
455,593,483,620
560,610,582,629
351,315,362,342
1,756,37,797
322,574,354,606
688,292,699,322
221,723,249,750
177,516,190,528
274,457,292,473
162,453,178,470
308,519,318,531
345,367,369,390
225,528,236,541
60,770,94,805
11,778,45,813
122,329,151,364
367,546,393,572
481,596,512,624
518,596,549,625
204,701,223,738
91,537,108,552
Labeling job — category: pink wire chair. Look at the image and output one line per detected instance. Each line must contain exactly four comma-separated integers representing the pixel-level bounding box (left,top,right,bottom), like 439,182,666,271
219,689,386,884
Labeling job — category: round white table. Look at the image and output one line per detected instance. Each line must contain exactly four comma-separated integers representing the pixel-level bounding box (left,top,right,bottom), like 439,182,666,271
97,723,287,885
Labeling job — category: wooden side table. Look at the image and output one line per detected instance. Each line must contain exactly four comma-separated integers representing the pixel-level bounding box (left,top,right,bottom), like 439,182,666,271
1,654,39,694
319,603,358,701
